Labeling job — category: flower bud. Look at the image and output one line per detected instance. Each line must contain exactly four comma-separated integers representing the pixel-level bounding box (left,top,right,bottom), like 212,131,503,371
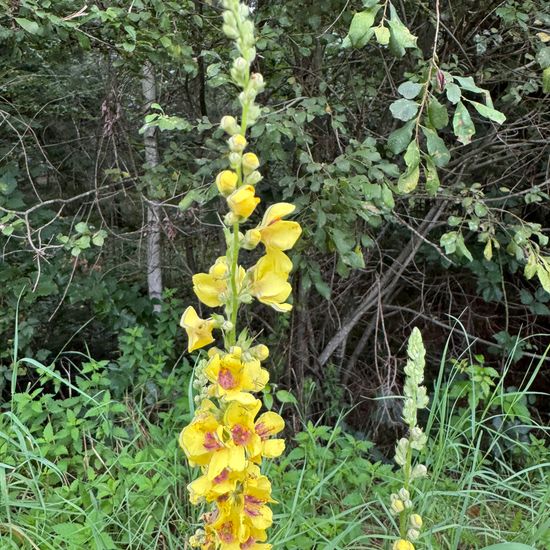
242,228,261,250
207,347,223,358
220,115,240,136
409,514,423,530
224,211,239,226
233,56,249,74
229,152,242,169
242,152,260,174
410,464,428,479
244,170,263,186
398,488,410,502
228,134,247,153
250,344,269,361
216,170,238,196
250,73,265,93
222,320,234,332
390,498,405,515
407,529,420,541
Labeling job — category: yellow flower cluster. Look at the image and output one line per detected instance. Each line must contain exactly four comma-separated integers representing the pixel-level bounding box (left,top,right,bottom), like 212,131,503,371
179,1,302,548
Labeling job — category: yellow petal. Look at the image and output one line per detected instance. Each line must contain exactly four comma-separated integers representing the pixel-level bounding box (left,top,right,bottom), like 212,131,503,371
260,220,302,251
261,439,285,458
227,185,260,219
192,273,225,307
262,203,295,226
255,412,284,438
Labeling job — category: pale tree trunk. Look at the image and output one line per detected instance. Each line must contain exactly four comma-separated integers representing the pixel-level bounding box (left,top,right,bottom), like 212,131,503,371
141,61,163,312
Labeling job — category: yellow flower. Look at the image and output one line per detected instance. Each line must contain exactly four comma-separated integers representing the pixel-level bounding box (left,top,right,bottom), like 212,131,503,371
187,467,244,505
193,257,245,308
241,465,276,530
253,411,285,460
249,250,293,312
179,400,225,468
180,306,216,352
242,152,260,175
390,498,405,515
216,170,238,196
257,203,302,251
227,185,260,219
204,348,269,404
393,540,415,550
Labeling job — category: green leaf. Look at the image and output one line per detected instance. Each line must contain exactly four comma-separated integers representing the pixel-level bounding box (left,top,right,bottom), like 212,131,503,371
536,46,550,69
404,140,420,168
456,233,473,262
427,98,449,129
276,390,298,404
75,222,88,234
92,233,105,247
468,101,506,124
387,120,415,154
453,75,486,94
446,83,461,104
440,231,457,254
422,128,450,167
43,422,54,443
424,158,440,196
15,18,40,34
178,190,200,211
398,81,423,99
387,5,417,57
543,67,550,93
374,25,390,45
453,101,475,145
398,164,419,193
537,261,550,293
342,7,381,48
390,99,419,121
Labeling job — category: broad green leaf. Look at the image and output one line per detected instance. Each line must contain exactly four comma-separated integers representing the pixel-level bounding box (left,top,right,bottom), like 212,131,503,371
390,98,419,121
456,233,473,261
427,98,449,129
387,120,415,154
398,81,423,99
536,46,550,69
387,5,417,58
453,75,486,94
537,261,550,293
468,101,506,124
179,190,200,211
92,233,105,247
446,83,461,104
15,18,40,34
422,127,450,167
398,164,419,193
453,101,475,145
276,390,298,404
440,231,457,254
542,67,550,93
342,7,381,48
75,222,88,234
404,140,420,168
374,25,390,45
484,239,493,261
424,159,440,196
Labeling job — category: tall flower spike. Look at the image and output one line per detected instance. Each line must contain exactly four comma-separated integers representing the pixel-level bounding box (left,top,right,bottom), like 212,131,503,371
390,328,429,549
180,1,302,548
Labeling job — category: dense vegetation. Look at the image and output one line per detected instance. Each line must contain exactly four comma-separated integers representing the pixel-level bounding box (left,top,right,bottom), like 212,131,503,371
1,0,549,548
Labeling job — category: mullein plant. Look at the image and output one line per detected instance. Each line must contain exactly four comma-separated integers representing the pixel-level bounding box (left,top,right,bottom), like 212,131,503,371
391,328,429,550
178,1,302,548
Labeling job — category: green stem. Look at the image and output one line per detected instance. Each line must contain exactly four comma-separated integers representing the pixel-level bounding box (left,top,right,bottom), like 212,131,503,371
228,221,240,346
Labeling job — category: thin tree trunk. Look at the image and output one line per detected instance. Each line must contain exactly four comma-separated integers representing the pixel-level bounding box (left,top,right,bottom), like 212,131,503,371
142,61,163,312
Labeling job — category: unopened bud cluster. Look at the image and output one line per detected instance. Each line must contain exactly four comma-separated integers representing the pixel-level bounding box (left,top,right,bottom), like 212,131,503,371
391,328,429,550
